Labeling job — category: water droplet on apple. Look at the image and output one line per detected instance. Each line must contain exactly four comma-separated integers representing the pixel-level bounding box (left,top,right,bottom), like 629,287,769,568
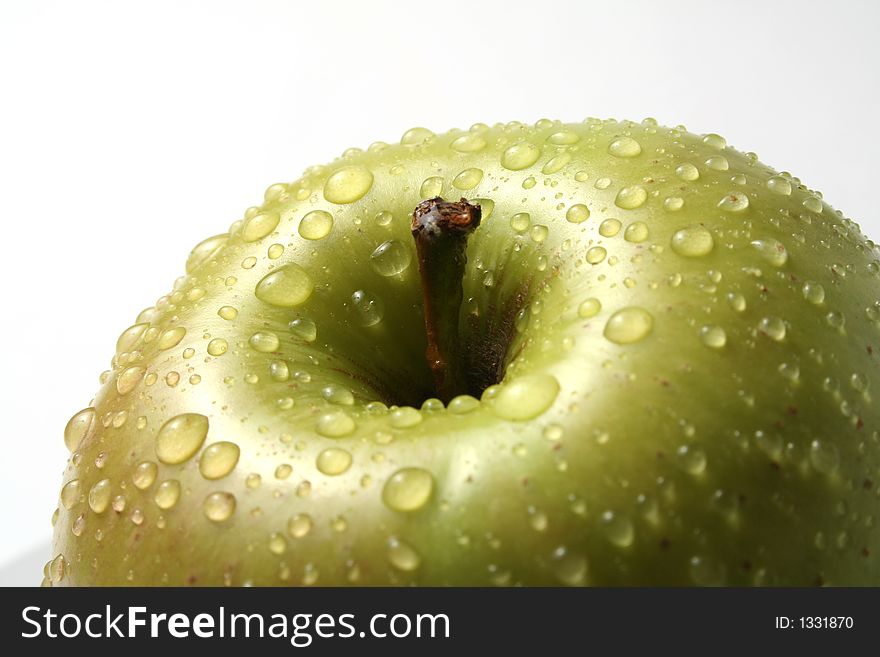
155,413,209,465
316,411,356,437
132,462,157,490
322,384,355,405
242,210,280,242
615,185,648,209
316,447,353,475
389,407,423,428
599,218,621,237
64,408,95,452
351,290,384,326
255,264,314,308
452,168,483,190
608,136,642,157
448,395,480,414
578,298,602,318
675,162,699,181
758,316,786,341
547,130,580,145
400,127,434,145
289,317,317,342
203,492,236,522
624,221,649,243
491,374,560,421
158,327,186,350
288,513,313,538
199,442,240,479
88,479,112,514
370,240,412,276
766,176,792,195
671,226,714,257
705,155,729,171
802,281,825,305
717,191,749,212
676,445,707,475
249,331,280,353
603,307,654,344
699,325,727,348
727,292,746,312
809,440,839,475
750,238,788,267
510,212,530,232
218,305,238,320
387,537,421,571
298,210,334,240
586,246,607,264
382,467,434,512
323,165,373,204
803,195,823,213
565,204,590,224
420,176,444,198
552,546,589,586
207,338,228,356
600,510,634,547
501,141,541,170
450,133,487,152
60,480,80,509
154,480,181,510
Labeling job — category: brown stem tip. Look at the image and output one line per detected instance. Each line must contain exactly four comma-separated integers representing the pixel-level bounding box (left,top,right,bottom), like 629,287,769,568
411,197,482,402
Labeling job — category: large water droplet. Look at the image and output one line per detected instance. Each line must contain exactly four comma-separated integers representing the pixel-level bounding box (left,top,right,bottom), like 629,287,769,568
155,413,209,465
370,240,412,276
132,462,158,490
450,133,487,152
203,492,236,522
420,176,443,198
64,408,95,452
199,441,240,480
624,221,649,243
382,467,434,512
158,327,186,350
387,537,421,571
88,479,112,514
750,239,788,267
604,307,654,344
289,317,317,342
351,290,384,326
766,176,792,195
491,373,559,421
565,204,590,224
758,316,786,341
288,513,313,538
675,162,700,181
298,210,334,240
452,168,483,190
606,134,642,158
717,191,749,212
154,480,181,510
316,411,356,437
389,407,423,428
615,185,648,209
578,298,602,318
323,165,373,204
600,510,634,547
255,264,314,307
671,226,714,257
249,331,280,353
700,325,727,348
501,142,541,170
242,211,280,242
802,281,825,305
317,447,353,475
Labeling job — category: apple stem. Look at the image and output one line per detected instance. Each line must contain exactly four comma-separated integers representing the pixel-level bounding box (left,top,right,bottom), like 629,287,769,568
411,197,482,403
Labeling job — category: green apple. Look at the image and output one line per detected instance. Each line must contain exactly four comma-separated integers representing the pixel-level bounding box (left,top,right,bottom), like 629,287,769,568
47,118,879,586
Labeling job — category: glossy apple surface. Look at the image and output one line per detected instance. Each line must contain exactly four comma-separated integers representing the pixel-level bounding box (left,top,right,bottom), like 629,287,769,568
48,119,879,586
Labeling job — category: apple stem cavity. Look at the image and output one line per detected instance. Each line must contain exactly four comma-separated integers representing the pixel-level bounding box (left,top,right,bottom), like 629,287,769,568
411,197,482,403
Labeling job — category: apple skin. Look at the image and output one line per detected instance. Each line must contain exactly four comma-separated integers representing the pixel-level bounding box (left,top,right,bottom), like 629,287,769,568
48,118,880,586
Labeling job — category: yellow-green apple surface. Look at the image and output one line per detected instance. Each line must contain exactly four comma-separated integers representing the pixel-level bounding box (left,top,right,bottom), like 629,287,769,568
48,119,880,586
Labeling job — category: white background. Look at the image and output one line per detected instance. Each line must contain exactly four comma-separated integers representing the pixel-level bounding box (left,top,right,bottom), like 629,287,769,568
1,0,877,585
